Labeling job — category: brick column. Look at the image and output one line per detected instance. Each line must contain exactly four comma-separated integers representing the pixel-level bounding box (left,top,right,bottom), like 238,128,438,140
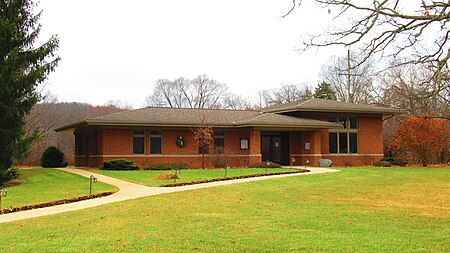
249,128,261,164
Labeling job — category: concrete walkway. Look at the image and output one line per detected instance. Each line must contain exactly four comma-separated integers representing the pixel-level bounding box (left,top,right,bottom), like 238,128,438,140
0,167,339,224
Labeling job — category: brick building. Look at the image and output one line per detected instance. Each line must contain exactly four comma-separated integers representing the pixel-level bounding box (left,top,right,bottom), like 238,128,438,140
55,99,401,168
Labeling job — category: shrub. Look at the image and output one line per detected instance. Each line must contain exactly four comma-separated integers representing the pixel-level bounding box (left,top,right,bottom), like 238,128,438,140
248,162,282,168
4,179,22,187
156,172,178,180
40,146,68,168
380,157,407,166
100,159,139,170
144,162,190,170
373,160,392,167
381,157,395,163
393,157,408,166
0,168,19,186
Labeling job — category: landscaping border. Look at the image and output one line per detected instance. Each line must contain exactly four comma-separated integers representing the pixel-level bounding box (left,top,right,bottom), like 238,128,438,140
161,169,310,187
0,191,115,215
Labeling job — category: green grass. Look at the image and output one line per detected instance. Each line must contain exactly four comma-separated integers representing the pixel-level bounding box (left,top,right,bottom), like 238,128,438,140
1,168,118,209
0,167,449,252
95,168,298,186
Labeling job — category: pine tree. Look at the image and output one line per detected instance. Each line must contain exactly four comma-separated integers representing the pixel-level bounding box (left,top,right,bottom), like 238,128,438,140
0,0,59,185
314,81,337,100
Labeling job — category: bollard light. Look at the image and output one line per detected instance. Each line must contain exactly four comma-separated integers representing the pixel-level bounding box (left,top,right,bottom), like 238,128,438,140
174,167,180,183
305,159,310,170
0,187,7,210
89,175,97,196
265,160,270,174
225,165,230,178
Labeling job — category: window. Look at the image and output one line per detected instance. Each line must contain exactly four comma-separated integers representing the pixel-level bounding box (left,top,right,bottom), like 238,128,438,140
214,132,225,153
240,137,249,150
133,130,145,155
150,130,162,154
329,133,338,153
197,136,210,154
329,116,358,154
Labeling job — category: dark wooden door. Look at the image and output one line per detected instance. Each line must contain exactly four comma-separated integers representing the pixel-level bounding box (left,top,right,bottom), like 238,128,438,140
261,133,290,165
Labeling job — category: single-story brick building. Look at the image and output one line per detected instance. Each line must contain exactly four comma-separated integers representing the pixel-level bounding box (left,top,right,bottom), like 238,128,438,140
55,98,401,167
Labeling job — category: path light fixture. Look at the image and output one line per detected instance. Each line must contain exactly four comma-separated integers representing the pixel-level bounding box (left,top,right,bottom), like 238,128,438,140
89,175,97,196
0,187,7,210
266,160,270,174
225,165,230,178
174,167,180,183
305,159,310,170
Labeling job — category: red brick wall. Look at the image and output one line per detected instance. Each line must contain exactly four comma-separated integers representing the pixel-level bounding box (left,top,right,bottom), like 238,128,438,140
288,115,384,167
74,114,384,168
76,128,260,168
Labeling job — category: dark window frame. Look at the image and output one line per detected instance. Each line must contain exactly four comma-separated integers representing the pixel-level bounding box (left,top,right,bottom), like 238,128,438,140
150,130,163,155
328,116,358,154
132,130,146,155
214,132,225,153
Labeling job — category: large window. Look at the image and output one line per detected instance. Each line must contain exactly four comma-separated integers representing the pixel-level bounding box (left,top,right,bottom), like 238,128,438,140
214,132,225,153
150,130,162,154
133,130,145,155
198,140,210,154
329,116,358,154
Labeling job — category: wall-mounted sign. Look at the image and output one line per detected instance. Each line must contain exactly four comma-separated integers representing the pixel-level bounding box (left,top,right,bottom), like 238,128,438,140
305,142,311,150
176,136,187,148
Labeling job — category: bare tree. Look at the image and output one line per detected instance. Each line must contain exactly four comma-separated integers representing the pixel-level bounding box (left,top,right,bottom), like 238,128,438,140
222,93,253,110
263,84,313,106
289,0,450,98
24,92,60,140
378,63,450,119
320,52,375,103
146,75,228,109
192,115,213,169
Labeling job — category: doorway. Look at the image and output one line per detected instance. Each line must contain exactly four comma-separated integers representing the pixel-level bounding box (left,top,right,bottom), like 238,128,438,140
261,132,290,165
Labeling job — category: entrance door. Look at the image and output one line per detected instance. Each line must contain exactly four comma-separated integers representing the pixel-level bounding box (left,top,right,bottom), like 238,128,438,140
261,133,289,165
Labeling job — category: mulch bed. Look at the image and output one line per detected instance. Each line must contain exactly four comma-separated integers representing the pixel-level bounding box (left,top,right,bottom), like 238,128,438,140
0,191,115,215
161,169,310,187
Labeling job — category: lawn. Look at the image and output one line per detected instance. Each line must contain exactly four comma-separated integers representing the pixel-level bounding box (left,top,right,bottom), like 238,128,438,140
0,167,449,252
1,168,117,209
95,167,299,186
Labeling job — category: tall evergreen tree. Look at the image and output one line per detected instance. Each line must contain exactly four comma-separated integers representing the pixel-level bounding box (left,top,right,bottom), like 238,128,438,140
314,81,337,100
0,0,59,185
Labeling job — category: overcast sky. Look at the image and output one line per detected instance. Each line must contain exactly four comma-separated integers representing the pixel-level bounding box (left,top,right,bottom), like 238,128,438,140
37,0,340,108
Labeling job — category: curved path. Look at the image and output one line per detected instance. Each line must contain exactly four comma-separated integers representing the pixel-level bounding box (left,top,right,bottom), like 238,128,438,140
0,167,339,224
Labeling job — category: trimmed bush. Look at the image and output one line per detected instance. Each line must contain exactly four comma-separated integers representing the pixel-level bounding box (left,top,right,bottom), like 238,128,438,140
100,159,139,170
156,172,179,180
144,162,190,170
374,160,392,167
379,157,407,166
40,146,68,168
248,162,282,168
393,157,407,166
4,178,22,187
381,157,395,163
0,168,19,186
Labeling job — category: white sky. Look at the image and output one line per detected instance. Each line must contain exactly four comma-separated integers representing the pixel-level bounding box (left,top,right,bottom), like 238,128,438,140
37,0,340,108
